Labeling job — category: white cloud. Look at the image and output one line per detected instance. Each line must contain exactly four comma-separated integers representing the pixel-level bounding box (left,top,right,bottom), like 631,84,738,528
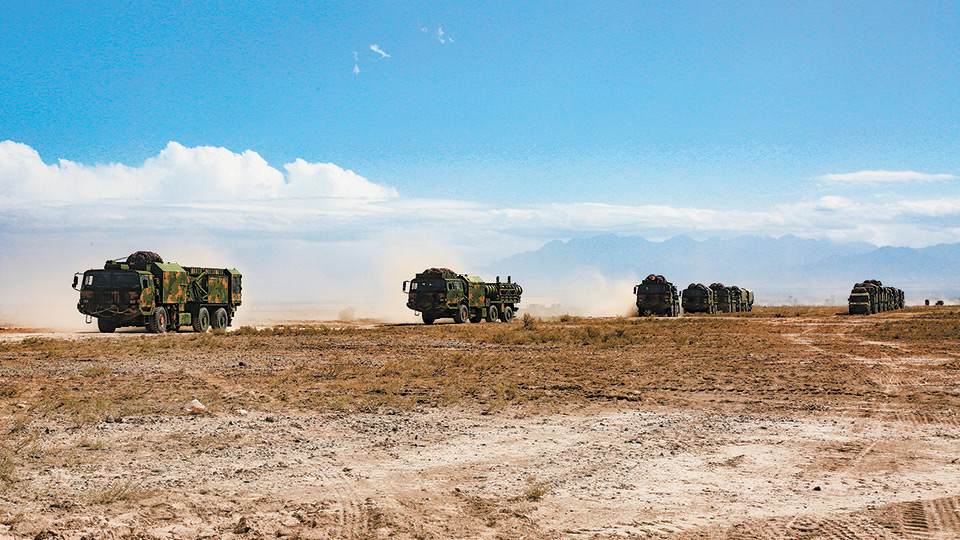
437,26,446,44
370,44,390,58
0,140,398,204
4,141,960,250
284,159,398,199
818,170,957,184
353,64,360,75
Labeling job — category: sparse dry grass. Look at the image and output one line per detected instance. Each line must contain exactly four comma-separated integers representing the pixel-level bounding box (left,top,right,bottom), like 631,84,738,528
0,444,16,485
84,478,157,505
1,307,957,423
854,308,960,341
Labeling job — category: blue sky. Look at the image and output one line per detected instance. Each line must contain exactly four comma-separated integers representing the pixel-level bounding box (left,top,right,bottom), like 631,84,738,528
4,1,958,207
2,1,960,321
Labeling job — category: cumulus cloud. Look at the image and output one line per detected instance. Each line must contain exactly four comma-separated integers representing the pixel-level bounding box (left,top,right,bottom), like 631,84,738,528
0,141,397,204
284,159,398,199
818,170,957,184
3,141,960,249
370,44,390,58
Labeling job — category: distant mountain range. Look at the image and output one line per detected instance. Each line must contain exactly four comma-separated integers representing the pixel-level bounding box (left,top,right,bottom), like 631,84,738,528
489,235,959,307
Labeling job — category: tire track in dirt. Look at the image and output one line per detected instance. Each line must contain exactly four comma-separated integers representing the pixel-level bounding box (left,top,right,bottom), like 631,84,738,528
298,453,375,538
695,494,960,539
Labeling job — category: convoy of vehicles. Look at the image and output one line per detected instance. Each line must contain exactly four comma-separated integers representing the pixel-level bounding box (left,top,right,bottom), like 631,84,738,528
403,268,523,324
848,280,904,315
709,283,754,313
73,251,242,333
69,252,926,331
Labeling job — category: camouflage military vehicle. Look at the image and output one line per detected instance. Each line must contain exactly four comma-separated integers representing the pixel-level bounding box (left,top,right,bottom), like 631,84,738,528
681,283,716,314
73,251,242,333
403,268,522,324
634,274,680,317
848,280,904,314
709,283,754,312
729,286,754,312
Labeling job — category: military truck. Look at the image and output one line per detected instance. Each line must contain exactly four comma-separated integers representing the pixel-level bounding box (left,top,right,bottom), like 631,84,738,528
681,283,716,314
403,268,522,324
709,283,754,312
634,274,680,317
73,251,242,333
848,280,904,314
729,286,754,312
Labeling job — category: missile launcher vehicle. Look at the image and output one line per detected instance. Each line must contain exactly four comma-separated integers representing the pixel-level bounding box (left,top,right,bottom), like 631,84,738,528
73,251,242,333
848,280,904,315
634,274,680,317
709,283,754,313
403,268,522,324
681,283,717,314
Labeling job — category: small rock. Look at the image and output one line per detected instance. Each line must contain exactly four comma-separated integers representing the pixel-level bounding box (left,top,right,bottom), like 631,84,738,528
233,517,251,534
812,486,822,491
235,409,248,416
185,399,206,414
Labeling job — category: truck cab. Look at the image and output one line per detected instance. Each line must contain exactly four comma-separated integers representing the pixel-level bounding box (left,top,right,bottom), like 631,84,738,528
75,267,155,332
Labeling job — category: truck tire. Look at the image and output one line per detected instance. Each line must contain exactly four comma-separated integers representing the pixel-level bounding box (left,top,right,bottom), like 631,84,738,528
193,307,210,332
97,318,116,333
501,306,514,322
486,305,499,322
469,310,482,323
454,304,469,324
422,313,435,325
149,307,168,333
212,308,229,330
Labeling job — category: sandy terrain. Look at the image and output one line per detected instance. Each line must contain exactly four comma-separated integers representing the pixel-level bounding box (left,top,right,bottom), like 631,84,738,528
1,307,959,539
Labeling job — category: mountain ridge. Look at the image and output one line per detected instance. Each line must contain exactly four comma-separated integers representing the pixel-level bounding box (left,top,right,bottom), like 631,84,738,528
488,234,958,307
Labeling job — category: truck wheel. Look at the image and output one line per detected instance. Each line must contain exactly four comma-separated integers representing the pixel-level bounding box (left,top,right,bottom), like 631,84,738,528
469,310,482,323
193,307,210,332
454,304,469,324
97,318,116,333
149,307,168,333
212,308,229,329
501,306,514,322
422,313,435,325
486,305,499,322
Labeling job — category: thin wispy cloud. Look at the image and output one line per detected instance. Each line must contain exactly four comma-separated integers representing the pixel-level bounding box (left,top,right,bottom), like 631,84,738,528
353,64,360,75
818,170,957,184
419,24,452,44
370,44,390,58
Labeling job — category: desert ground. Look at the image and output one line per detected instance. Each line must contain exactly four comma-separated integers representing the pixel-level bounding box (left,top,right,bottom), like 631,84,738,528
1,306,959,539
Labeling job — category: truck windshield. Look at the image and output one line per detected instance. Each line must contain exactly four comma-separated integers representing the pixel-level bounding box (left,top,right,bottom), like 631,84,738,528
638,285,667,294
113,272,140,289
685,290,708,297
411,280,445,292
83,271,140,289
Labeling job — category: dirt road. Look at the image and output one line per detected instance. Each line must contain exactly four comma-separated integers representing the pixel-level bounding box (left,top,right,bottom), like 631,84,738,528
1,307,959,539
